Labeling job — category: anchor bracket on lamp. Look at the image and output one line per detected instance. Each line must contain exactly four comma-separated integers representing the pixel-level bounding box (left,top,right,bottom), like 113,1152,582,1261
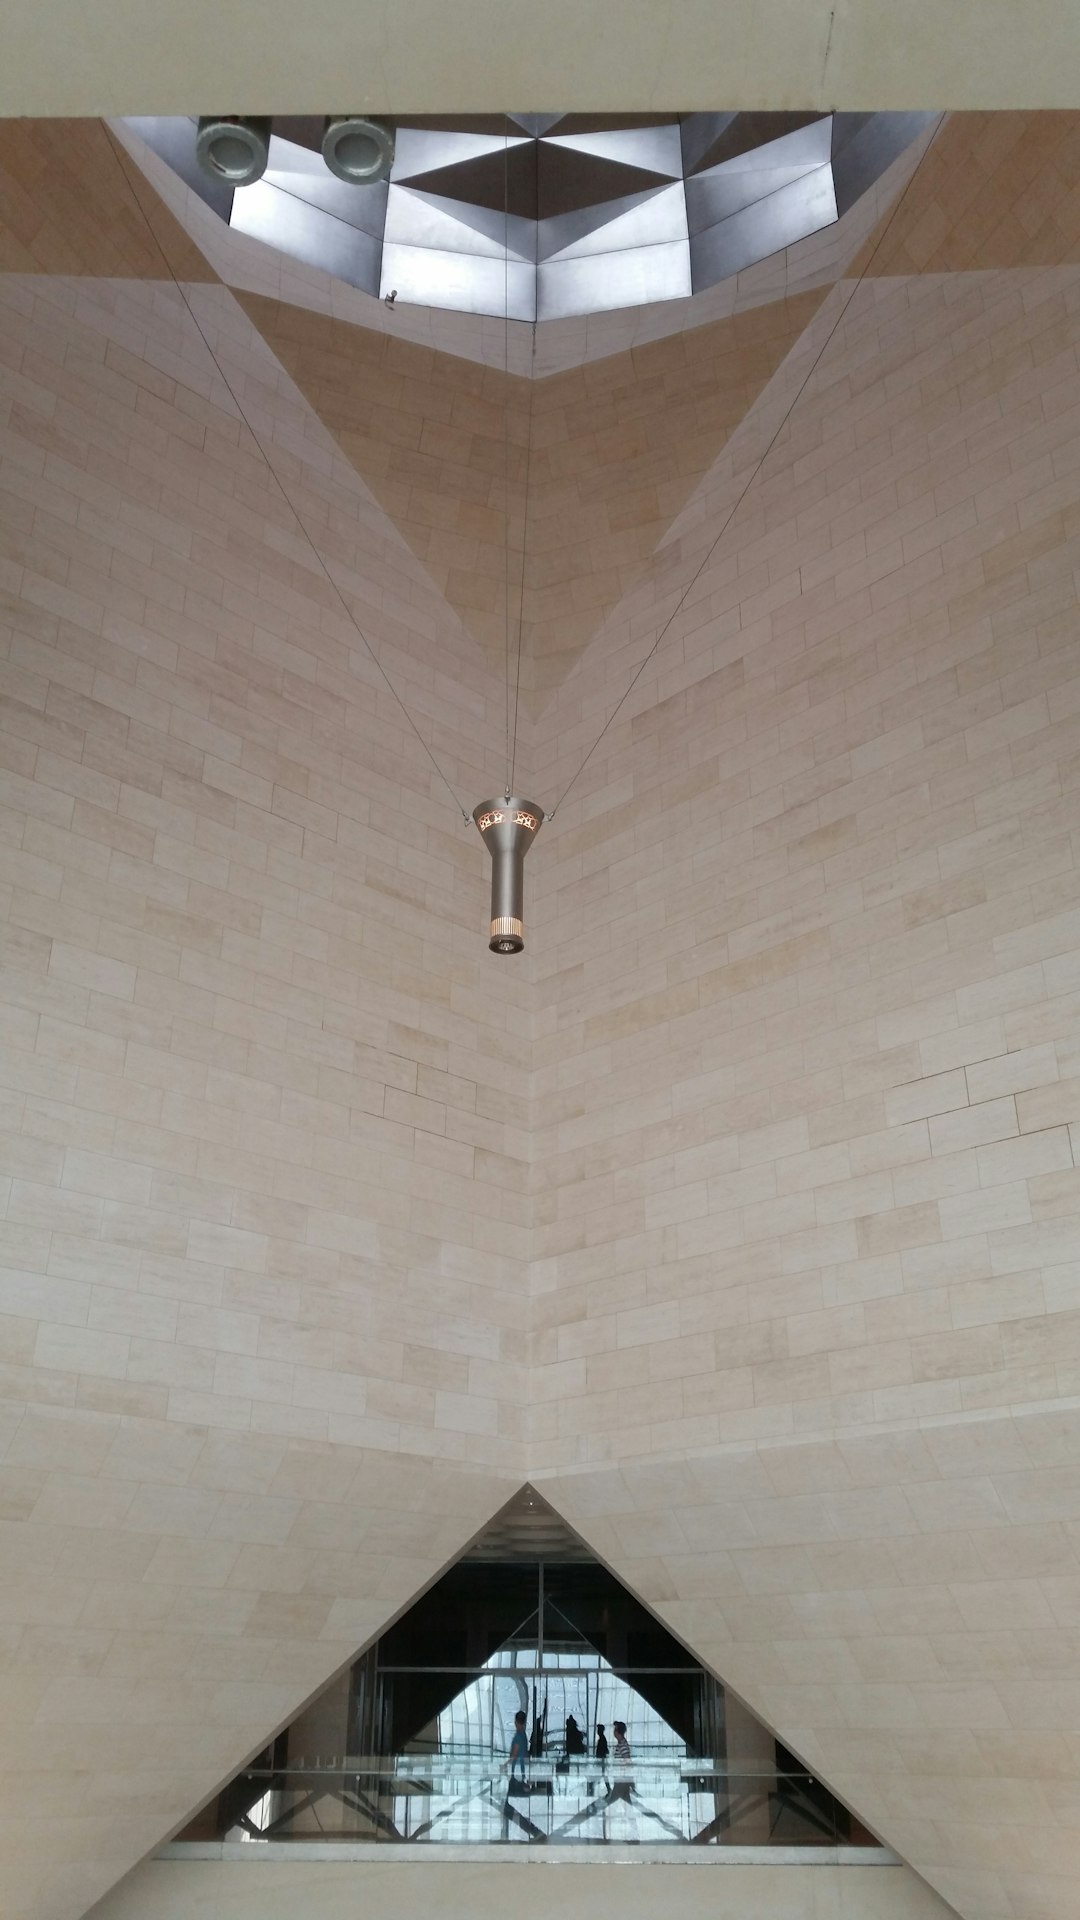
472,798,544,953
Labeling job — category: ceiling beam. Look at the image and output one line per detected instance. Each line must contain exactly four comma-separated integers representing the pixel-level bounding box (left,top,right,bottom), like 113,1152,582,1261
7,0,1080,118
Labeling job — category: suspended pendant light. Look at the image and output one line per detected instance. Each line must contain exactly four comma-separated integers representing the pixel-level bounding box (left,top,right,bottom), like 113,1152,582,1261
473,800,543,953
472,125,543,956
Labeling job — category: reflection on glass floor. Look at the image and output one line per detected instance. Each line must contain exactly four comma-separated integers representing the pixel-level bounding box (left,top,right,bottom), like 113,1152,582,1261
226,1761,849,1846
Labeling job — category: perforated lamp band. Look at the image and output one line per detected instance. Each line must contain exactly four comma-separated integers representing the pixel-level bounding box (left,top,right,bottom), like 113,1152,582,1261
472,800,544,954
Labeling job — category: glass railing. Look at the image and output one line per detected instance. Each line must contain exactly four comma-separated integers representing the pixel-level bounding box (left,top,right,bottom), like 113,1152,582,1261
203,1756,871,1847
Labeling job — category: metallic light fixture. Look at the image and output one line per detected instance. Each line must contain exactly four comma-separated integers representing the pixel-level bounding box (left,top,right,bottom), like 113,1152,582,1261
472,800,544,954
322,115,396,184
195,116,272,186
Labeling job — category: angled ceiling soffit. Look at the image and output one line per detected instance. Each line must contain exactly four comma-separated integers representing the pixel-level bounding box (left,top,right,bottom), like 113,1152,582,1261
236,278,828,713
852,110,1080,274
517,283,829,713
0,117,218,281
235,287,532,676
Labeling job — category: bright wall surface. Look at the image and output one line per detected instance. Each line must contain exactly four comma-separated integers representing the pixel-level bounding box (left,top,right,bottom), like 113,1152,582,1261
87,1853,960,1920
0,245,526,1918
529,247,1080,1920
7,0,1080,115
530,263,1080,1465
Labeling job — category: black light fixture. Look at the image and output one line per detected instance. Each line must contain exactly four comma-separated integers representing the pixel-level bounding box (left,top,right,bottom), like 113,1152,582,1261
322,115,396,184
195,116,272,186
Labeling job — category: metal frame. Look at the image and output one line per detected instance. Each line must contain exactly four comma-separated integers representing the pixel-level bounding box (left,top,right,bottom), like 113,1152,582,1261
222,1761,848,1847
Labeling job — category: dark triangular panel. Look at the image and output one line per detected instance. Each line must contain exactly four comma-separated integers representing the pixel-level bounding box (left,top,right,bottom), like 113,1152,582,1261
544,125,683,179
680,110,738,175
831,109,875,159
536,144,679,220
401,140,540,219
684,109,829,176
832,110,937,217
509,113,564,136
394,127,532,186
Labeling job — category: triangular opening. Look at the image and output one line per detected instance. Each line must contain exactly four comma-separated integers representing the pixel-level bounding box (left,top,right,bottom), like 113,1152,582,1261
173,1485,882,1851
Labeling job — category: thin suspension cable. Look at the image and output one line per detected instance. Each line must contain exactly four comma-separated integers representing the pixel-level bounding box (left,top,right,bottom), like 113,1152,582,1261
507,121,536,803
510,317,534,800
503,117,513,799
546,114,946,821
102,122,472,823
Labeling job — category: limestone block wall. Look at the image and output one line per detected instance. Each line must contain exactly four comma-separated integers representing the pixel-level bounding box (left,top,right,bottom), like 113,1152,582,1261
528,260,1080,1920
4,112,1080,1920
543,1411,1080,1920
530,262,1080,1466
0,262,528,1920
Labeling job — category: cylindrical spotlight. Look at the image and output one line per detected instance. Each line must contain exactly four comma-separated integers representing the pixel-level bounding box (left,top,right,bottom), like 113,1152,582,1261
473,800,544,955
322,115,395,185
195,116,272,187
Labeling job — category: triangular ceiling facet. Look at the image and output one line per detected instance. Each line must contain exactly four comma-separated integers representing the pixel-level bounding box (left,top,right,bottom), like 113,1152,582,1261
517,284,829,711
393,127,533,183
235,288,530,676
387,186,536,263
236,284,827,711
509,113,565,137
0,116,218,281
545,125,683,179
538,183,684,263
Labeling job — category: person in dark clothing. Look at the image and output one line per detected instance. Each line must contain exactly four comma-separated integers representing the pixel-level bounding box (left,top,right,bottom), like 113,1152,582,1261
595,1723,609,1761
507,1709,529,1782
565,1713,585,1756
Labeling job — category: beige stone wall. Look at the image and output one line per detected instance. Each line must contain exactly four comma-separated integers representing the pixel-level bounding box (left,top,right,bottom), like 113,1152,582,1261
0,265,526,1920
88,1853,960,1920
544,1413,1080,1920
3,114,1080,1920
530,261,1080,1465
529,261,1080,1920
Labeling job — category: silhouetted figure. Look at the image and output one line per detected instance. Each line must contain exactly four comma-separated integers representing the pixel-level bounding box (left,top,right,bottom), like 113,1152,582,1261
565,1713,585,1756
507,1709,529,1783
595,1724,609,1762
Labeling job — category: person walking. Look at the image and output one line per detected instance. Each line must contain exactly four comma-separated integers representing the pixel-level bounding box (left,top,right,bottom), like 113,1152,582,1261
506,1709,529,1785
612,1721,631,1761
595,1723,609,1763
